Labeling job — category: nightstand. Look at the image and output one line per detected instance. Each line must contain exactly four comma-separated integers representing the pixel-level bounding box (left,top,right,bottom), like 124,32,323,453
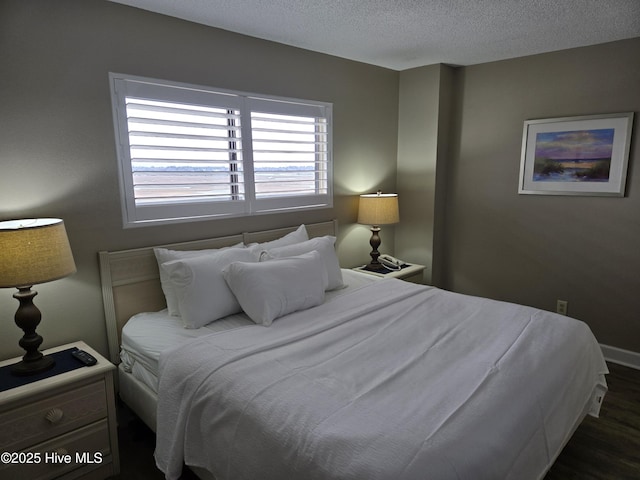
352,263,426,283
0,341,119,479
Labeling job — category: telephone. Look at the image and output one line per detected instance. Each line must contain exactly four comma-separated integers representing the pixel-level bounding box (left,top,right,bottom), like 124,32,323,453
379,254,405,270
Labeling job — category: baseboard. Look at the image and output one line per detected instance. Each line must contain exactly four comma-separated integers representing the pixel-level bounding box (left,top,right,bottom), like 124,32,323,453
600,344,640,370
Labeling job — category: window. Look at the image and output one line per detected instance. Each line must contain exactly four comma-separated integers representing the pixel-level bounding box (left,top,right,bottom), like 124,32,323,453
109,74,332,227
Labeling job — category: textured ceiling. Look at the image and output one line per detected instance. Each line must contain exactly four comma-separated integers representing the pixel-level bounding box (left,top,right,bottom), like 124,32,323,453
108,0,640,70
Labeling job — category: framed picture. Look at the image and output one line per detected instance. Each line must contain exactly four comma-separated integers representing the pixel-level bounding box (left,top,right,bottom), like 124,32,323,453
518,112,634,196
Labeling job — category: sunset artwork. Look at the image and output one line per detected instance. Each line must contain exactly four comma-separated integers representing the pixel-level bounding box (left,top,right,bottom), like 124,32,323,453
520,113,632,196
533,129,614,182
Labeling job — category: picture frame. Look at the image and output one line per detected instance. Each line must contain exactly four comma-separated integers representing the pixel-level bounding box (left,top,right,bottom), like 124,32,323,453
518,112,634,196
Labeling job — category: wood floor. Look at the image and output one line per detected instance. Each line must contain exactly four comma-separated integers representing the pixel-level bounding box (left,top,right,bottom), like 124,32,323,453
113,362,640,479
545,362,640,479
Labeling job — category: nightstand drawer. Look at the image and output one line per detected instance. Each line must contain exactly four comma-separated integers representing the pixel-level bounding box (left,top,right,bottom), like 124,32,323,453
0,379,107,452
0,419,111,480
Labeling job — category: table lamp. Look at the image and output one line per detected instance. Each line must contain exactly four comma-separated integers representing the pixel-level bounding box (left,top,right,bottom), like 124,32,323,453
357,191,399,271
0,218,76,376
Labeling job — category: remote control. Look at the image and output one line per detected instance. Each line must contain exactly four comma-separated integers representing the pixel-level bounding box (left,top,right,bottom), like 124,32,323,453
71,348,97,366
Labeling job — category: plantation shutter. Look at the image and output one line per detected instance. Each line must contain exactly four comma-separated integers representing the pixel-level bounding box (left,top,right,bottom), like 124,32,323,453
112,78,247,224
248,97,331,213
110,74,332,227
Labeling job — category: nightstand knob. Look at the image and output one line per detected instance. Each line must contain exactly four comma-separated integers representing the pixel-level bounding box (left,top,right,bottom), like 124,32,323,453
45,408,64,424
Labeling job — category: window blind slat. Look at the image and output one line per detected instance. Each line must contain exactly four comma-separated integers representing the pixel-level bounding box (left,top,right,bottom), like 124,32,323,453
127,116,240,130
131,161,241,168
133,174,244,185
129,129,240,143
129,145,242,153
126,102,241,120
136,194,245,203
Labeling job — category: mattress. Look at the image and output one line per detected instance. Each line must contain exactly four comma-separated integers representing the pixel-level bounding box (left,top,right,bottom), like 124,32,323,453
120,268,377,393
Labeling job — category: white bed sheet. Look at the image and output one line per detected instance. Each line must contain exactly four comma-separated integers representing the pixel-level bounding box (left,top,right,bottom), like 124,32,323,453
120,269,376,393
120,312,252,393
155,278,608,480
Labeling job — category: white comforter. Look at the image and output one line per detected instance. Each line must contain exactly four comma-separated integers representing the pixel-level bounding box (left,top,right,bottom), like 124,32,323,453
155,279,608,480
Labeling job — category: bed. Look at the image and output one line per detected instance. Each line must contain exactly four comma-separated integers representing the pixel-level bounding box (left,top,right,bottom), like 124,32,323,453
99,220,608,480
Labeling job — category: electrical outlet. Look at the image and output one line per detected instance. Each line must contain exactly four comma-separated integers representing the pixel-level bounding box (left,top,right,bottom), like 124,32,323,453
556,300,568,316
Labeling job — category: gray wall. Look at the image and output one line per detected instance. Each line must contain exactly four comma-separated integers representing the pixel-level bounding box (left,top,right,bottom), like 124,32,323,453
395,63,454,286
444,38,640,352
0,0,399,360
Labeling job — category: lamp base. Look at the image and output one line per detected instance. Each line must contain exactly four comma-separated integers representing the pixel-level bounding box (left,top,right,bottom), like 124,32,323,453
365,261,385,271
367,225,384,271
11,286,55,377
11,355,55,376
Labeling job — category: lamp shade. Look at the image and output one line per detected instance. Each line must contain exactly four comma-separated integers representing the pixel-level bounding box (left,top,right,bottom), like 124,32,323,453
357,192,399,226
0,218,76,288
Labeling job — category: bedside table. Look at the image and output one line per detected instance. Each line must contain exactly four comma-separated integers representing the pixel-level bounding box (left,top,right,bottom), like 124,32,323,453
0,341,119,479
352,263,426,283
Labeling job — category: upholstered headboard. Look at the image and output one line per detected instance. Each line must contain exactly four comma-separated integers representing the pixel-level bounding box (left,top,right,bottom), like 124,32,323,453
98,220,338,363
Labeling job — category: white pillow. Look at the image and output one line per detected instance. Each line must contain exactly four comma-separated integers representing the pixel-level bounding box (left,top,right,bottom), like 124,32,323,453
247,224,308,257
154,243,243,316
161,248,256,329
223,251,327,326
261,236,344,291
